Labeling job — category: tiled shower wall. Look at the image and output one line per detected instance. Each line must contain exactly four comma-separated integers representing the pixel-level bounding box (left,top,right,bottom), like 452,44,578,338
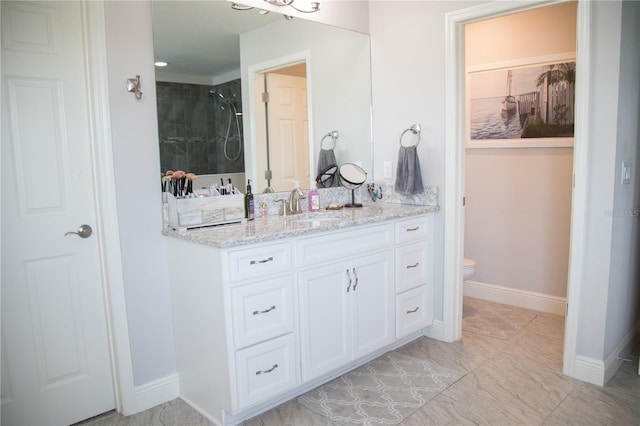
156,79,245,175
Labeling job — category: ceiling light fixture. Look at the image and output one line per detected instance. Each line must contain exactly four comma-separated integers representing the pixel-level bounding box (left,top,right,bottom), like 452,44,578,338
264,0,320,14
230,0,319,18
154,61,169,67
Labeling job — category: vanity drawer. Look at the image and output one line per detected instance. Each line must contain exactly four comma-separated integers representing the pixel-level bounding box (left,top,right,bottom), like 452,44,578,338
228,242,292,283
396,241,429,293
296,223,393,267
395,216,429,245
396,285,430,338
231,276,294,349
235,334,297,409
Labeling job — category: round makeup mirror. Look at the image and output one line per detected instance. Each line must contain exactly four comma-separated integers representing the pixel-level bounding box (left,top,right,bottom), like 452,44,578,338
316,163,339,188
339,163,367,208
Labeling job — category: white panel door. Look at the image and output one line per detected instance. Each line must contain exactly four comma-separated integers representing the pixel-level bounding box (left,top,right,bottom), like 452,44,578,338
1,1,115,424
266,72,310,192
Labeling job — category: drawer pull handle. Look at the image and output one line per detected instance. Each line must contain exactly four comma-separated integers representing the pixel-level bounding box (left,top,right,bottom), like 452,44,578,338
407,307,420,314
346,269,352,293
406,262,419,269
250,256,274,265
406,226,420,232
253,305,276,315
352,268,359,291
255,364,278,375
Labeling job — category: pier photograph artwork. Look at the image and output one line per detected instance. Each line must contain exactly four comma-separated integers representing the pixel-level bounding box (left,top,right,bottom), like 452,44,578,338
468,60,575,143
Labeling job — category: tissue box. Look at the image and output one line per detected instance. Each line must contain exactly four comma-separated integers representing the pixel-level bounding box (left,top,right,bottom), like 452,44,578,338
167,193,246,230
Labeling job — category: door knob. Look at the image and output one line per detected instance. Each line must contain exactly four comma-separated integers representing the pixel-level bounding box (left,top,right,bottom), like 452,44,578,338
64,224,92,238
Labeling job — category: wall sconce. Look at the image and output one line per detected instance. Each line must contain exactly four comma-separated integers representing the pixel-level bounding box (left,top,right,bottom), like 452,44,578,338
126,75,143,100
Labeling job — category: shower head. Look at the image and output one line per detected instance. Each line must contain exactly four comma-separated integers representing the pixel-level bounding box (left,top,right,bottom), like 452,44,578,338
209,90,224,99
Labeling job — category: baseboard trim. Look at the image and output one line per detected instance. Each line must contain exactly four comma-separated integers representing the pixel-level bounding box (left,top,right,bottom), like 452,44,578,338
423,319,448,341
463,280,566,316
570,321,640,386
573,355,605,386
135,373,180,413
603,321,640,384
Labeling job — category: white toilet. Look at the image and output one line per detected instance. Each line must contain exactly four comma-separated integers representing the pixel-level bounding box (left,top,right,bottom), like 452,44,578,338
463,258,476,281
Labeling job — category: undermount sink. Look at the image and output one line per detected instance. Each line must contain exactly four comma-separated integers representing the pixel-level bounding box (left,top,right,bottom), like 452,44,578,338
285,211,350,223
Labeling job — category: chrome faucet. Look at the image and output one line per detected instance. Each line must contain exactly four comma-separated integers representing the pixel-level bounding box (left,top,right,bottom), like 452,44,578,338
289,187,306,214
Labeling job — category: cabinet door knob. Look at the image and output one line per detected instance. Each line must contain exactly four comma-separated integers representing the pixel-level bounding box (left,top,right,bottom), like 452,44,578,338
407,307,420,314
255,364,278,375
253,305,276,315
406,226,420,232
406,262,419,269
346,269,352,292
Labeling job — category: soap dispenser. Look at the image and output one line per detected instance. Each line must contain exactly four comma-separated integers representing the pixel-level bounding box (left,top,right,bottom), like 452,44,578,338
308,183,320,212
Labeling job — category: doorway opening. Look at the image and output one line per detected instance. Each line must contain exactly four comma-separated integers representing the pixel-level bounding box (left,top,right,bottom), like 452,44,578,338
251,59,312,193
443,0,591,380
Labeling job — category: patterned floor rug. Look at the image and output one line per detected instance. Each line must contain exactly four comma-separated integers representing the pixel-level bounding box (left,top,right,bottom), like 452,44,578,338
297,352,463,426
462,302,537,340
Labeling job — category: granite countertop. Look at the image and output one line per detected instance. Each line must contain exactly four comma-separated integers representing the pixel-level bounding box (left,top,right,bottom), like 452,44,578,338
162,202,439,249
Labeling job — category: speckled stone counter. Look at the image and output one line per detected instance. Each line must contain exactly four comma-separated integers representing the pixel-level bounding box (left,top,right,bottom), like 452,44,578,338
162,202,438,249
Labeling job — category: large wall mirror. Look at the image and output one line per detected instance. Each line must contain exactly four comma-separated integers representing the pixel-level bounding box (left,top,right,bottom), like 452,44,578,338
152,1,372,193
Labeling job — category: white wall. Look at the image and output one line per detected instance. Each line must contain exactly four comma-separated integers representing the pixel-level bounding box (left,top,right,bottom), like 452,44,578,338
604,0,640,358
369,0,481,320
463,3,576,298
103,1,177,386
465,148,573,297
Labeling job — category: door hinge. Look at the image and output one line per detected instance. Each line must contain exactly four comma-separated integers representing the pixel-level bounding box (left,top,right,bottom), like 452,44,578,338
463,196,466,207
262,92,270,103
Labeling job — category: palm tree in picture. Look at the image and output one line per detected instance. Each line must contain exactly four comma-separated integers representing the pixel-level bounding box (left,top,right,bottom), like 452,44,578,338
536,62,576,125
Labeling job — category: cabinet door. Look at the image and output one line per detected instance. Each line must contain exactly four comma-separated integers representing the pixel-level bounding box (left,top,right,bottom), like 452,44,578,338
298,262,351,382
351,251,395,359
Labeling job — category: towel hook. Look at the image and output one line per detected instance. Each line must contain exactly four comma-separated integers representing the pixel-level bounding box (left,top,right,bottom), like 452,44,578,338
399,124,421,147
320,130,339,150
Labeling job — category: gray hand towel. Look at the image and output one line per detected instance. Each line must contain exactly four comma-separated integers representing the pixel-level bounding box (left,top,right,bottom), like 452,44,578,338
395,145,424,195
316,148,340,187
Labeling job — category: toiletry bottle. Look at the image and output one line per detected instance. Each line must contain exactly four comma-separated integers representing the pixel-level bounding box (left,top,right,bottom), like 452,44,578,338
220,178,225,195
308,183,320,212
227,178,233,195
244,179,254,220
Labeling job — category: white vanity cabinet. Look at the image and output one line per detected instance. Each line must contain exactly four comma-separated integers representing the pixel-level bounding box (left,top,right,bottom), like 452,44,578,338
166,212,434,425
298,249,393,382
394,216,433,337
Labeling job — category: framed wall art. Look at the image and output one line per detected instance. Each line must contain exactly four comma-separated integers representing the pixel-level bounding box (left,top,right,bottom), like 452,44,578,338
466,54,576,148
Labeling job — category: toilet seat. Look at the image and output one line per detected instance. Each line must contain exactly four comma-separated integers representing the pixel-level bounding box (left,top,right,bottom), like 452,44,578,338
464,258,476,268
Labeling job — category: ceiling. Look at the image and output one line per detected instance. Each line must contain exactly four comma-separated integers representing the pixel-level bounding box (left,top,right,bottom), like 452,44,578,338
152,1,281,77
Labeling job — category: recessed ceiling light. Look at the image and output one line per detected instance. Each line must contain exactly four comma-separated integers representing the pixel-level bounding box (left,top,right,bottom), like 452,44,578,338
154,61,169,67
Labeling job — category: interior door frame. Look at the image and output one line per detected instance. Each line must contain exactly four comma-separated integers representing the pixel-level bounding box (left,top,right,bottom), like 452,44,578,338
82,1,136,414
245,51,315,192
443,0,590,380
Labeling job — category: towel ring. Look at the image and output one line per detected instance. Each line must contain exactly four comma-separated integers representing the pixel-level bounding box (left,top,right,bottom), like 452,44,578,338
399,124,421,147
320,130,339,150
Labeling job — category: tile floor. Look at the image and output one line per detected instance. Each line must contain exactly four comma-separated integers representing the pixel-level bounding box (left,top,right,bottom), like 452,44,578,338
80,297,640,425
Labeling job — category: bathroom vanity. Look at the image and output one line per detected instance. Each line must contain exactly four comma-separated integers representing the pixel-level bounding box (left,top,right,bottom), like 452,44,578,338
164,203,436,425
